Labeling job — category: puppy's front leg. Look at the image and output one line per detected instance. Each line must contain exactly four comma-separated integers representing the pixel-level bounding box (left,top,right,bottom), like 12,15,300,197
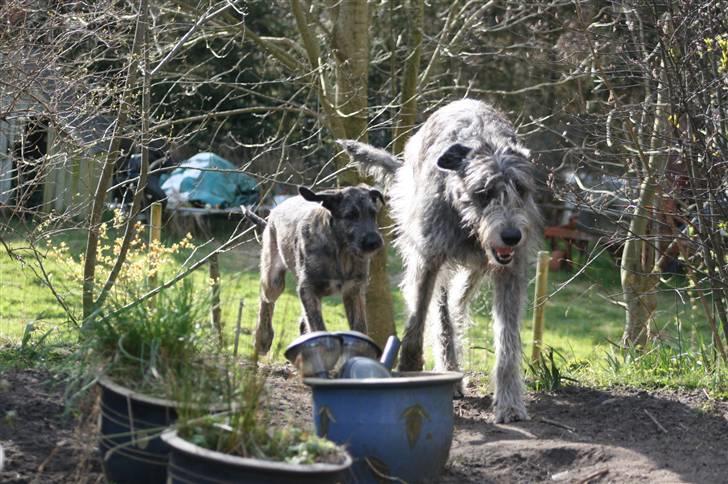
343,285,367,334
298,283,326,332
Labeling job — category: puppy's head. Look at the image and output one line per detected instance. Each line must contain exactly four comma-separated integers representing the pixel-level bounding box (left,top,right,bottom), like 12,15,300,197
299,185,385,257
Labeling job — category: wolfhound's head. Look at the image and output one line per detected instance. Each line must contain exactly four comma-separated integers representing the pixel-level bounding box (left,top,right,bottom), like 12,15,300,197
436,140,541,267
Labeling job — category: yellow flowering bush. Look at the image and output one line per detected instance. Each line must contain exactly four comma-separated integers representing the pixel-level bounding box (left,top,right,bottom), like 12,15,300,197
46,209,196,307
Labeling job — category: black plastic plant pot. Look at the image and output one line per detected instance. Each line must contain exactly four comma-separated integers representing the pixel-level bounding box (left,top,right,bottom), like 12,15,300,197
161,429,353,484
98,376,178,484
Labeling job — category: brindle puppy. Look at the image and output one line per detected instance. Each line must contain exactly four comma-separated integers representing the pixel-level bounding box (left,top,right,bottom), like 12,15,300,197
246,185,384,355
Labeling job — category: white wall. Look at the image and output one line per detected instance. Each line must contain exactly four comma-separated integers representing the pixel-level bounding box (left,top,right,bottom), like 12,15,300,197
0,118,17,205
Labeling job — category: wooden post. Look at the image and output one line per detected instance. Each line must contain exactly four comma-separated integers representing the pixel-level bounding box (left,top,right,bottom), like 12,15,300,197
148,202,163,295
531,250,551,363
209,252,223,347
149,202,163,245
233,298,244,358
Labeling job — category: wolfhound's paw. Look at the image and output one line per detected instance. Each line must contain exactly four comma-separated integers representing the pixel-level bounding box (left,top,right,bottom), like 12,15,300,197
453,380,465,399
494,403,529,424
398,357,424,372
398,337,425,372
398,346,424,372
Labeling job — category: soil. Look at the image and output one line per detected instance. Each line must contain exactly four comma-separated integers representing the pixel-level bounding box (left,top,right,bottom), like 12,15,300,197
1,366,727,483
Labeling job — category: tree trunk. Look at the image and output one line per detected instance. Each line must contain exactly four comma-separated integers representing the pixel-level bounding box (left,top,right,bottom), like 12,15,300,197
393,0,424,155
82,0,147,320
621,266,658,346
331,0,395,347
620,65,669,347
368,0,424,346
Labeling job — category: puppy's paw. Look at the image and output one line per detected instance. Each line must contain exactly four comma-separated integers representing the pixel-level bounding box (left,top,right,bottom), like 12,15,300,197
254,327,274,356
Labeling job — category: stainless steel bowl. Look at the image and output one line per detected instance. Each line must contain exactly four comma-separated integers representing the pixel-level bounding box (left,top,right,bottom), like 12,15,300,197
284,332,343,378
338,356,392,379
334,330,382,365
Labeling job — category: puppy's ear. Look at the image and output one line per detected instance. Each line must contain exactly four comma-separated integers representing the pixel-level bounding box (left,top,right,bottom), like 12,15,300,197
299,186,341,212
369,189,385,210
436,143,472,171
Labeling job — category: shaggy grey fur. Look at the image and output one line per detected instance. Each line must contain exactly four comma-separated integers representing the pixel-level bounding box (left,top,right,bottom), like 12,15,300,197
246,185,385,355
340,99,542,423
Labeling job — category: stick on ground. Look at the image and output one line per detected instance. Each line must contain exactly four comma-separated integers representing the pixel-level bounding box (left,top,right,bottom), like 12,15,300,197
539,417,576,433
577,468,609,483
644,409,668,433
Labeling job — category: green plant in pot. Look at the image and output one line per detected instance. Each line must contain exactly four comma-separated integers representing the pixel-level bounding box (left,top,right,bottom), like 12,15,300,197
163,364,352,484
86,278,225,484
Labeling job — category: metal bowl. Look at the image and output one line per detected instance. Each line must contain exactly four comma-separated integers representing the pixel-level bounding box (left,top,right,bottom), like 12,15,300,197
338,356,391,379
334,330,382,366
284,332,342,378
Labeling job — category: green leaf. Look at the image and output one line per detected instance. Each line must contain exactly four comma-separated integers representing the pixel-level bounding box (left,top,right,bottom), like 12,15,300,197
400,404,430,448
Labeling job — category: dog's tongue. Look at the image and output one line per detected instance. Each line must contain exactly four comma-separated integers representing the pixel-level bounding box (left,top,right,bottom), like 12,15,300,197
495,247,513,257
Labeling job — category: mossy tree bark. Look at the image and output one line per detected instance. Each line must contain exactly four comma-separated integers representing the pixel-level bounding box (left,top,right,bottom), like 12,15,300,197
330,0,395,347
620,66,669,347
244,0,433,347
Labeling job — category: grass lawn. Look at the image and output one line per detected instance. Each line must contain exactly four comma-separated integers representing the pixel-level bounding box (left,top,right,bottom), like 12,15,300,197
1,216,725,394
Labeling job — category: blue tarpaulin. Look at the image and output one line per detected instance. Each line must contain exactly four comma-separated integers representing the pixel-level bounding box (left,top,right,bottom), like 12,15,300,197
161,153,259,209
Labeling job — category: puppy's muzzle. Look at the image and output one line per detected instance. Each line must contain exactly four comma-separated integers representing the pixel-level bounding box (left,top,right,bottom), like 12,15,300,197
361,233,384,253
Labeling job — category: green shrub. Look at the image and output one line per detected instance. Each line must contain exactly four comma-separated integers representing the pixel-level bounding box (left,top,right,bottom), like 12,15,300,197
177,366,347,465
82,278,221,397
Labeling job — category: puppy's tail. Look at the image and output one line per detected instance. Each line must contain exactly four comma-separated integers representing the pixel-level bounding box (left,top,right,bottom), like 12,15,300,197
241,206,267,230
337,139,401,188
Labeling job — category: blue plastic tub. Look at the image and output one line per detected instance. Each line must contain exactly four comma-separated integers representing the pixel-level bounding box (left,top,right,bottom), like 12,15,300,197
305,371,463,484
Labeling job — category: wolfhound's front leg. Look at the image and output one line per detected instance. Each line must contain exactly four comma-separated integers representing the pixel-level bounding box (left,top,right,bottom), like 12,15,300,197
434,268,486,395
491,265,529,423
399,254,444,371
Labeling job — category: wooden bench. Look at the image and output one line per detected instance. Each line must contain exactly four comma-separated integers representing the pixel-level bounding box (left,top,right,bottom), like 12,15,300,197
543,222,595,271
167,205,247,238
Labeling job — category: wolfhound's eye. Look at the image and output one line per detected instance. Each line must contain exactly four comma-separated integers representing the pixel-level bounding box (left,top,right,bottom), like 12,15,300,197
474,188,494,205
514,181,527,196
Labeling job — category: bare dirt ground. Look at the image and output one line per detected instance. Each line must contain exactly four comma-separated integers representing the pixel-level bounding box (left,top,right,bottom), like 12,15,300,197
1,366,727,483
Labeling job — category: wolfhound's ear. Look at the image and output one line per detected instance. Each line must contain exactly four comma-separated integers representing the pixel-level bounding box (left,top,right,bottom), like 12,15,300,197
299,186,342,211
436,143,472,171
298,186,317,200
369,189,385,209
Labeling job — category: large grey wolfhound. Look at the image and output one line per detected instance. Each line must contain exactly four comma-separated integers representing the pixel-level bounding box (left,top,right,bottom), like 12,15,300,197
340,99,541,423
